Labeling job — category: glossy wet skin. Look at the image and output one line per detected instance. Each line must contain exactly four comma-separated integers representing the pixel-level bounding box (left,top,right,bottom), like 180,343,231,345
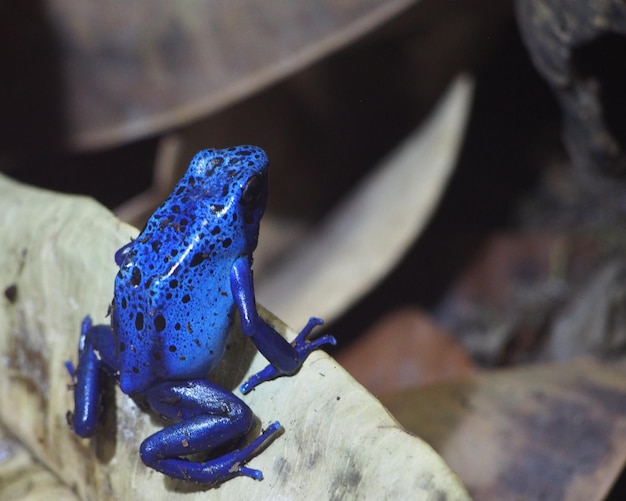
112,146,268,394
67,145,336,485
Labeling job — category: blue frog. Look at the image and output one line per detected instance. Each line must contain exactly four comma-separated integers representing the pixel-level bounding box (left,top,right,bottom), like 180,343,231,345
67,145,336,485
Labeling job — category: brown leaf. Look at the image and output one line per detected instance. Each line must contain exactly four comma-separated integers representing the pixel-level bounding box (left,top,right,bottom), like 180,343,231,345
382,358,626,500
46,0,416,149
337,308,476,396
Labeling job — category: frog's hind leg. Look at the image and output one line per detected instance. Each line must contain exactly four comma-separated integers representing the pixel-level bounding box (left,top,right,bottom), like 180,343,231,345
68,316,119,437
140,379,281,484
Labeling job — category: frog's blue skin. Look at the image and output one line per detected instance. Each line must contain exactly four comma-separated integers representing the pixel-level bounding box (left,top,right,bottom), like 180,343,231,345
66,145,336,485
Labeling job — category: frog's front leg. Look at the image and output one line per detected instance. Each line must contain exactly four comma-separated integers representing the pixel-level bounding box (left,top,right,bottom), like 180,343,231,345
67,316,119,437
114,241,133,266
230,257,337,394
139,380,281,484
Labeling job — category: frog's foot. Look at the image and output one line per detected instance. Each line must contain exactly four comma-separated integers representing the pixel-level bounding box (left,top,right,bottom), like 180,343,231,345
141,380,281,484
240,317,336,394
292,317,336,353
141,421,281,484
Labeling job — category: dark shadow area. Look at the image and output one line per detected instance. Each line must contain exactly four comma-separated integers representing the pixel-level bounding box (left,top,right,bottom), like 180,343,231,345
572,32,626,161
328,22,563,348
5,138,158,208
3,0,514,222
0,1,67,153
606,465,626,500
0,5,561,353
95,374,118,464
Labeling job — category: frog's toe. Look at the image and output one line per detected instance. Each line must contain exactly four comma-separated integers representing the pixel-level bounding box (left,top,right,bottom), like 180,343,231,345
293,317,325,344
240,364,279,394
294,333,337,357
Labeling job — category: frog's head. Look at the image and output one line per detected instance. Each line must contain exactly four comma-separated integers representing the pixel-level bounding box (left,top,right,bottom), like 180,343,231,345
190,146,269,255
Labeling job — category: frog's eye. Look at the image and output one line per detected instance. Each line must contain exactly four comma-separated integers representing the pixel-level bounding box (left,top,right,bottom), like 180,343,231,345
240,174,263,207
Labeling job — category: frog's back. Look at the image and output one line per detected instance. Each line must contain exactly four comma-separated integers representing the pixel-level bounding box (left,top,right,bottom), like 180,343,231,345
111,146,268,394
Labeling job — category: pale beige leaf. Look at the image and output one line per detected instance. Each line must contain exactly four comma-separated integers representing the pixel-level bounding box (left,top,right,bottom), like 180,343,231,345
0,424,79,501
0,174,468,500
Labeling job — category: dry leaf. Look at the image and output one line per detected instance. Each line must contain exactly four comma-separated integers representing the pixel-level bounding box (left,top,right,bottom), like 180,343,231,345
0,174,468,500
382,358,626,500
46,0,417,150
0,423,79,501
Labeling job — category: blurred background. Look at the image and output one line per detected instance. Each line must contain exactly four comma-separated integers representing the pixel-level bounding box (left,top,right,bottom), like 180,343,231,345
3,0,626,498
